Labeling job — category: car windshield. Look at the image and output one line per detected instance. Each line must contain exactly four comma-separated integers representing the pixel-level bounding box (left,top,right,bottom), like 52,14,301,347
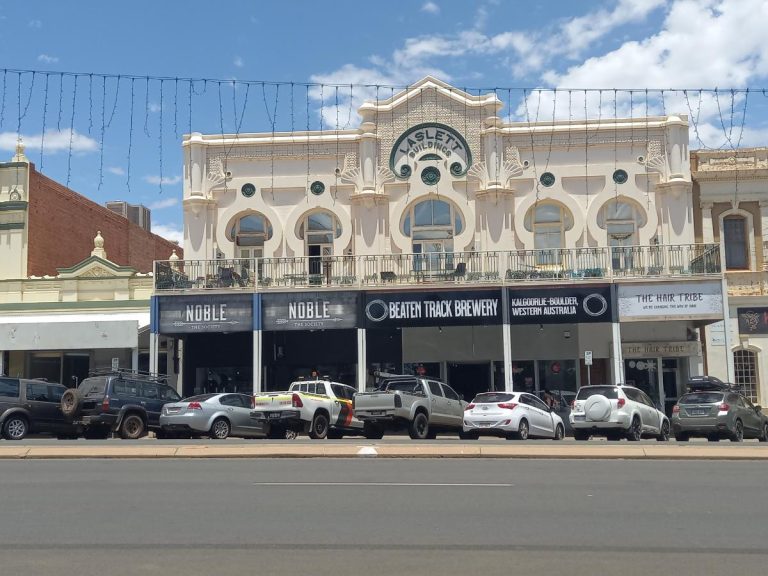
679,392,723,405
576,386,619,400
182,394,217,403
473,393,515,403
386,381,422,394
79,377,107,397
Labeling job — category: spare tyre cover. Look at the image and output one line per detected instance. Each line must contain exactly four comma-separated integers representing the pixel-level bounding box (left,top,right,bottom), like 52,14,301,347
585,395,612,422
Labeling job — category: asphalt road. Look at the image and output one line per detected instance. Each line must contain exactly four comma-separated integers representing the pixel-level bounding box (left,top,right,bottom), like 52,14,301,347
1,459,766,576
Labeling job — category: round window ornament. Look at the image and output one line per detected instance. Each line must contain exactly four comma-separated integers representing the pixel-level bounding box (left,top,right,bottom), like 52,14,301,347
399,165,412,178
310,181,325,196
450,162,463,176
613,169,628,184
9,188,22,201
540,172,556,187
421,166,441,186
240,183,256,198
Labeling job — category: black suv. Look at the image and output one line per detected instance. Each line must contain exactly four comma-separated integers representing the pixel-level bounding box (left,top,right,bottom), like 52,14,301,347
60,370,181,439
0,377,79,440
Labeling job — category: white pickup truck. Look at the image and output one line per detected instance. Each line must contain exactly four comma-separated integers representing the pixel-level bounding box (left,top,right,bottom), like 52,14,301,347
250,380,364,439
353,375,467,439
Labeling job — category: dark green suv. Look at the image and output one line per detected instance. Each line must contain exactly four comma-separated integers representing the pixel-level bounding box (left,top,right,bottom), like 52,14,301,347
60,370,181,439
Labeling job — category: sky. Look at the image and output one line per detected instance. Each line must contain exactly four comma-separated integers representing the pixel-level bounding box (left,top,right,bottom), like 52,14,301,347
2,0,768,246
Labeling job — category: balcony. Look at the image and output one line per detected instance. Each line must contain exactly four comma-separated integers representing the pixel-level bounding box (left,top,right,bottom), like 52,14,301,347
153,243,721,292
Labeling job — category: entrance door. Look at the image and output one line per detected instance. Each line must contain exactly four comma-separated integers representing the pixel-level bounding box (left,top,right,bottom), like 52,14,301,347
63,354,90,389
308,244,331,278
447,362,491,402
413,241,453,276
661,358,680,416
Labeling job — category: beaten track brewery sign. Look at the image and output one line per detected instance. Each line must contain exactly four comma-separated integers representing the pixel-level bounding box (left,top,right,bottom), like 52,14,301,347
364,289,502,328
389,122,472,179
617,281,722,321
507,286,612,324
157,294,254,334
262,292,359,331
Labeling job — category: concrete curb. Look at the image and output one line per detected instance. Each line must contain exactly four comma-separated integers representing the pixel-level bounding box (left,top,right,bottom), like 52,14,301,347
1,444,767,460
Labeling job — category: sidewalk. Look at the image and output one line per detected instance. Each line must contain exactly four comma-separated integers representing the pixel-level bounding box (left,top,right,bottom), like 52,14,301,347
0,443,766,460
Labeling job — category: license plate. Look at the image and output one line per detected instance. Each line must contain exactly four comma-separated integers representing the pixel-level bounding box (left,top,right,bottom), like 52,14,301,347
268,412,281,419
573,415,586,421
478,422,492,427
690,409,709,416
368,410,385,415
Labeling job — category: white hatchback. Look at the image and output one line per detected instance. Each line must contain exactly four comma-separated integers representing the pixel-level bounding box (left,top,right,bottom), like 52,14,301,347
569,385,670,441
462,392,565,440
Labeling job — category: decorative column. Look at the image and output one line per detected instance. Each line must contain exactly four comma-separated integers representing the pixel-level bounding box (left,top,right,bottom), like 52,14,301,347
357,328,367,392
483,117,504,190
359,121,377,193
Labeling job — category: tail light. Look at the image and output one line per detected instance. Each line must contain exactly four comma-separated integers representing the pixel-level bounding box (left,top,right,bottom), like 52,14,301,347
498,402,518,410
187,402,202,410
101,396,110,412
465,403,475,411
292,393,304,408
617,398,626,408
394,394,402,408
718,403,730,411
672,405,680,414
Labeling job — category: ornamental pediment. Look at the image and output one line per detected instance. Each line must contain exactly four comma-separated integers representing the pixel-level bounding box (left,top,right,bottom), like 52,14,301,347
56,256,137,279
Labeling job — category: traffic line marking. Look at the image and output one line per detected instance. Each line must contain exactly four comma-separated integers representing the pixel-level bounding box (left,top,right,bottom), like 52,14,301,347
252,482,514,487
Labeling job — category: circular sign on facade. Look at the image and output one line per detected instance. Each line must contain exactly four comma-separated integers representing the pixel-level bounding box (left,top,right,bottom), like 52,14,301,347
390,122,472,180
582,293,609,317
365,299,389,322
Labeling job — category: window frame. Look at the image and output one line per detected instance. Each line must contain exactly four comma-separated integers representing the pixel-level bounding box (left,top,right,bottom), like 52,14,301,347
723,216,749,270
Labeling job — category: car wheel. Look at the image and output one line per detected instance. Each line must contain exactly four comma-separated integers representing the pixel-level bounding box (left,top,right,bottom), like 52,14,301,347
210,418,230,440
408,412,429,440
674,433,689,442
760,423,768,443
553,424,564,441
119,414,145,440
60,389,81,419
3,415,28,440
517,419,530,441
656,420,670,442
626,416,642,441
731,419,744,442
459,430,479,440
573,430,590,441
284,429,299,440
309,412,330,440
363,423,384,440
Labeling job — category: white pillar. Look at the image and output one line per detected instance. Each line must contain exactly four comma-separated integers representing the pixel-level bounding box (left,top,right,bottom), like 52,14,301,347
759,201,768,269
253,329,262,394
701,202,714,244
611,321,624,385
503,323,513,392
149,333,159,375
0,351,5,376
175,339,184,395
357,328,367,392
359,123,376,193
721,277,735,383
131,347,139,371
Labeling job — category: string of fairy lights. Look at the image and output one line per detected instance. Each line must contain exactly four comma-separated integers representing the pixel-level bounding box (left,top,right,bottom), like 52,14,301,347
1,67,766,201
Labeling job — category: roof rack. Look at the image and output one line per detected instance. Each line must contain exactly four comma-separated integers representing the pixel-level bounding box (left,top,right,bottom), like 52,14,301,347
87,368,169,384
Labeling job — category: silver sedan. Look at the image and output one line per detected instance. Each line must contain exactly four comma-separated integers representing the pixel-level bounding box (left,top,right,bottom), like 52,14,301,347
159,393,264,439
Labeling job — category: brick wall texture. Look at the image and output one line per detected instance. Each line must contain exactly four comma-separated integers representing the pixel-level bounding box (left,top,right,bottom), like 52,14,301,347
27,166,182,276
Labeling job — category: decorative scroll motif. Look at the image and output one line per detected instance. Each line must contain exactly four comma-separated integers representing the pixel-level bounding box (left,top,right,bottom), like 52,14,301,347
639,140,666,176
339,152,395,194
467,145,526,189
207,156,228,187
697,153,768,172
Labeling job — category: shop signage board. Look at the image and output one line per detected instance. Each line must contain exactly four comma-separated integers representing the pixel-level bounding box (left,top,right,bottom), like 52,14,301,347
507,285,612,324
737,307,768,334
364,289,503,328
157,294,254,334
617,281,723,321
622,341,702,358
262,291,359,331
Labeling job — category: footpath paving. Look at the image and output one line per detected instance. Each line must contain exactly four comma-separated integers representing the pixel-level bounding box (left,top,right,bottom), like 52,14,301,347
0,443,766,460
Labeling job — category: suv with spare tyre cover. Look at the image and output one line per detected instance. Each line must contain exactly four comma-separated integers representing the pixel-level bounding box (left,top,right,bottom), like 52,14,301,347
569,384,670,441
60,370,181,439
0,377,79,440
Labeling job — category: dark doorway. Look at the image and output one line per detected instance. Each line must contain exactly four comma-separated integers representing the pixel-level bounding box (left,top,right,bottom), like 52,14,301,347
182,332,253,397
63,354,90,389
447,362,491,402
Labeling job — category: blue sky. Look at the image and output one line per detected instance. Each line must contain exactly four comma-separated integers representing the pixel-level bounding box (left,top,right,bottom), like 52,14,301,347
3,0,768,244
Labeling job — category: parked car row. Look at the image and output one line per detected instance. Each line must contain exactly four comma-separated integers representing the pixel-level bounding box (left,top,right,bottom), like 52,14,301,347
1,372,766,443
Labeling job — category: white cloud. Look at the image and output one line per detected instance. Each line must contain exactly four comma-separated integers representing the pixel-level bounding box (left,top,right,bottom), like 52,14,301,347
0,130,97,153
421,2,440,14
234,56,244,68
148,197,179,210
107,166,125,176
28,19,42,28
148,102,162,113
37,54,58,64
152,223,184,246
144,175,182,186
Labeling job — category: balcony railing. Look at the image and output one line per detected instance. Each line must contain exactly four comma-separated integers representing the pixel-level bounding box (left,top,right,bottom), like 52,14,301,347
153,243,721,292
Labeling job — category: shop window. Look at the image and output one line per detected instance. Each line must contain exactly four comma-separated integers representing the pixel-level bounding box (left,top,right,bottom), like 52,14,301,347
723,216,749,270
402,199,463,273
524,203,573,264
537,360,577,395
734,349,758,403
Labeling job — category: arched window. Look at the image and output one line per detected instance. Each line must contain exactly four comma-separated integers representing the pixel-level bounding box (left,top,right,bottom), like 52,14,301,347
598,200,646,247
298,211,342,273
723,215,748,270
524,203,573,264
734,349,759,403
229,213,273,258
402,198,463,271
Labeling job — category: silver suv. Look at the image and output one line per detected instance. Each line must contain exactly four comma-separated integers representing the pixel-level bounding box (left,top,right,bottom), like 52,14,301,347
569,385,670,441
